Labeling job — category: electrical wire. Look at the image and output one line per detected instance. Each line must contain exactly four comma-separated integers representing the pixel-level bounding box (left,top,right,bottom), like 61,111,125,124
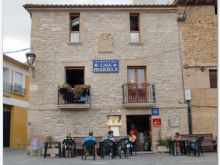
3,48,30,54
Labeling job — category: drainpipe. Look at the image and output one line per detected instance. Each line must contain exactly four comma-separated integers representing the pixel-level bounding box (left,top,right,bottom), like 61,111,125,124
187,100,192,134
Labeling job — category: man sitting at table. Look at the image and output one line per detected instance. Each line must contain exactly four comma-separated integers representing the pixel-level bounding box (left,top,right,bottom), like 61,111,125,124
172,132,181,155
104,130,115,142
83,131,97,155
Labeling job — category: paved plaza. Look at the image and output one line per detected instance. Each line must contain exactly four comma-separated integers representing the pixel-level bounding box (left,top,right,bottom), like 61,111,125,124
3,149,218,165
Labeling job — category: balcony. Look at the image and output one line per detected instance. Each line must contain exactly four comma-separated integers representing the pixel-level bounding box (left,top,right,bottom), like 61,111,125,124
122,83,156,108
3,82,12,96
57,85,91,110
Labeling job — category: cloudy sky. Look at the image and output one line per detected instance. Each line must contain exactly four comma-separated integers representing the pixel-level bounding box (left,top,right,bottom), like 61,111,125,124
3,0,171,62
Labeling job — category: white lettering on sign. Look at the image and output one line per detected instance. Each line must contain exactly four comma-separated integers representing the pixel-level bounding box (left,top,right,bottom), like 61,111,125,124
100,109,121,113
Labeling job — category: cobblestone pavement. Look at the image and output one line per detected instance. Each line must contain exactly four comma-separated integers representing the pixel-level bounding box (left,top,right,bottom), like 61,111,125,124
3,149,218,165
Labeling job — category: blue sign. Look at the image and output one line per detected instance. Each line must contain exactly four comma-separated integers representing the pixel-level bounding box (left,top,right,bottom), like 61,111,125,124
93,60,119,73
151,108,160,116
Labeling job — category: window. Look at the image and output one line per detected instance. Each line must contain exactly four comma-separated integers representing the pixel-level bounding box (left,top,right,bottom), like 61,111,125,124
70,14,80,43
214,4,217,15
3,67,10,83
13,71,25,95
130,14,140,43
3,67,11,95
65,67,84,87
209,69,217,88
127,67,146,83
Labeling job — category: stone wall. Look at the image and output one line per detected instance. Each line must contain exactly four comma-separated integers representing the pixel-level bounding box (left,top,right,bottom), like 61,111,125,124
178,6,217,137
28,8,188,151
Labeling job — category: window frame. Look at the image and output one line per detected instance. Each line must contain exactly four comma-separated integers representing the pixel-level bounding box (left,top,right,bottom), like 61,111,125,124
127,66,146,83
65,67,85,87
13,70,26,95
130,13,140,32
69,13,80,43
3,67,11,84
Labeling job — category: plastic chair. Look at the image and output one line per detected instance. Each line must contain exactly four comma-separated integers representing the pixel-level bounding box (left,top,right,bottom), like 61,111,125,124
100,139,115,159
115,138,130,159
62,138,76,157
189,137,204,156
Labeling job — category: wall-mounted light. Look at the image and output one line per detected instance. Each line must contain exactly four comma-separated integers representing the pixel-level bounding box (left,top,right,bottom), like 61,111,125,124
26,52,36,78
200,66,205,72
177,11,187,22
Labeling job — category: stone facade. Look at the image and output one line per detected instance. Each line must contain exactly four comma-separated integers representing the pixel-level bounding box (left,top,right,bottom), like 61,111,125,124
25,5,188,151
177,5,217,137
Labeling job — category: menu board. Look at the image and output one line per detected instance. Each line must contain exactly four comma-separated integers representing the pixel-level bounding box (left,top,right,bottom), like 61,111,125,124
107,115,122,126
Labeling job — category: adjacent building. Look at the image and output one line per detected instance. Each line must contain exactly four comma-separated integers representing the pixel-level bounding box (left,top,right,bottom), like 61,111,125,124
175,0,217,138
24,3,200,152
3,55,29,148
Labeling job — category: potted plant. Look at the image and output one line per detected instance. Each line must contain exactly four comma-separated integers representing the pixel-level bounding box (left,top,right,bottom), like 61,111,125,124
157,137,171,153
58,83,71,94
73,85,90,100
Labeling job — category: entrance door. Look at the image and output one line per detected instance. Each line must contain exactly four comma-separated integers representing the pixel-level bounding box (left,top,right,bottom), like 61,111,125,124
126,115,151,151
3,105,11,147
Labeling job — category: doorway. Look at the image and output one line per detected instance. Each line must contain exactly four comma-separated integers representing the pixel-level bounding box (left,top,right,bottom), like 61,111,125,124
126,115,151,151
65,67,84,86
3,104,11,147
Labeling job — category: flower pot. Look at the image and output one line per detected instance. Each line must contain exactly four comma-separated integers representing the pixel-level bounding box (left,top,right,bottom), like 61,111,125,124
157,146,169,153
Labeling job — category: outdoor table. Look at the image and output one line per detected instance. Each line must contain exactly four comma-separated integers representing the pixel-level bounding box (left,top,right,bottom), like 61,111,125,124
169,140,189,156
44,141,62,158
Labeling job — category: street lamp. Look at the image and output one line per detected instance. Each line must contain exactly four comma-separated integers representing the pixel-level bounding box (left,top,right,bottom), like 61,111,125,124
26,52,36,78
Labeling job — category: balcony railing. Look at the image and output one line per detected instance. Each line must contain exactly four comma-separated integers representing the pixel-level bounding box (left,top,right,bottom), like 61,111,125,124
58,87,90,105
3,82,12,95
122,83,156,104
3,82,26,96
13,83,26,95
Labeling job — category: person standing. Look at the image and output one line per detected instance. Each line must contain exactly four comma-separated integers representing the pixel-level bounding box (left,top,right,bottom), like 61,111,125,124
172,132,181,155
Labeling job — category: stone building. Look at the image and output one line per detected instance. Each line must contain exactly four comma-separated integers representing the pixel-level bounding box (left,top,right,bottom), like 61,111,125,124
24,4,188,151
175,0,217,138
3,55,29,148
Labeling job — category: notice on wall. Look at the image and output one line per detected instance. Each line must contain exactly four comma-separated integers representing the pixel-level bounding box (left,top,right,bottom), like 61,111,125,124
110,126,120,136
152,117,162,128
107,115,122,126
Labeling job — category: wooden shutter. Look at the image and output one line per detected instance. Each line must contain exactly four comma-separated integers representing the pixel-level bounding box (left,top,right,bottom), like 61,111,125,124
209,70,217,88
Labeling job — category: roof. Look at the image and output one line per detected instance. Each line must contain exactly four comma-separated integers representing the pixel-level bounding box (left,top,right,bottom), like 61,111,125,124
23,4,175,8
173,0,216,5
3,54,29,70
23,4,176,12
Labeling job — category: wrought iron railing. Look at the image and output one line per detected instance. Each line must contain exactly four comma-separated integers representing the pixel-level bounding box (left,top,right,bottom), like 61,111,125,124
122,83,156,104
13,83,26,95
58,86,90,104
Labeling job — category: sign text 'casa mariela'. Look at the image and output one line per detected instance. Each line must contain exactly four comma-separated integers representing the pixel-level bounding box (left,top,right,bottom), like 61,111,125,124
93,60,119,73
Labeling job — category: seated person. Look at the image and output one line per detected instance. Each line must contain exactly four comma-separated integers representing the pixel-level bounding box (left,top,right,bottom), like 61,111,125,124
129,130,137,145
83,131,97,144
128,130,137,154
172,132,181,155
104,130,115,142
82,131,97,155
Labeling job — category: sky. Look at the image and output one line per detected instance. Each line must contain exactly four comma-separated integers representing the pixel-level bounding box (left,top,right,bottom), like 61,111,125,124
3,0,171,63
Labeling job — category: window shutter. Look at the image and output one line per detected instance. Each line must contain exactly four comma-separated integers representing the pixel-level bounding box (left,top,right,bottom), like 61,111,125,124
209,70,217,88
